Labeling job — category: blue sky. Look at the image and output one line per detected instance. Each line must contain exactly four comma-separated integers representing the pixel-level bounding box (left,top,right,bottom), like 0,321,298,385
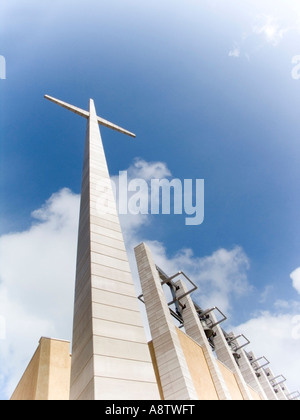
0,0,300,399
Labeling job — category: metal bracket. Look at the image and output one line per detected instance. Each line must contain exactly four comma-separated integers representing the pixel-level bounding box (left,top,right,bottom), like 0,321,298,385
166,271,198,306
226,334,250,352
138,267,198,327
270,375,287,388
137,294,145,304
287,391,300,400
196,306,227,328
250,356,270,371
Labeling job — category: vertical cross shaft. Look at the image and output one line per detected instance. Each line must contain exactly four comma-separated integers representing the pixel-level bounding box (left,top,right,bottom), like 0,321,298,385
45,95,159,400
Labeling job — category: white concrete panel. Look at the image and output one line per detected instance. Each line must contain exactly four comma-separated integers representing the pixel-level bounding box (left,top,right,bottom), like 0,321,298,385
90,216,122,233
91,252,131,272
90,241,128,261
90,223,124,241
76,379,94,401
93,318,146,344
92,288,140,311
93,336,152,362
70,356,94,401
93,355,156,383
90,231,126,251
92,276,137,298
92,301,143,327
94,377,159,401
91,262,133,284
71,338,93,388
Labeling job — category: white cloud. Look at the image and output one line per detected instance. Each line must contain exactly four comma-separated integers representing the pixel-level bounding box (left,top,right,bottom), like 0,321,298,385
229,47,240,58
228,5,300,61
231,267,300,392
112,158,172,242
144,243,251,316
1,160,298,399
253,15,290,46
259,284,274,304
290,267,300,294
112,159,251,316
0,188,79,322
126,158,171,180
232,310,300,393
0,161,176,398
0,188,80,398
117,160,300,393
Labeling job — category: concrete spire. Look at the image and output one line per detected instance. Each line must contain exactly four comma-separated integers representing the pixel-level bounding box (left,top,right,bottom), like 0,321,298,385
45,95,159,400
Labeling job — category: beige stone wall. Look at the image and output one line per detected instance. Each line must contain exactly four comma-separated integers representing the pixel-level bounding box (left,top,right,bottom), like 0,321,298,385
248,386,263,401
10,342,41,400
148,341,164,400
149,327,264,401
176,329,219,400
216,361,243,400
10,337,71,400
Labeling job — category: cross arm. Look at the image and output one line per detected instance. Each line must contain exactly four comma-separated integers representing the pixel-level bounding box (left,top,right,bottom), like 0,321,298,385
96,115,136,138
44,95,90,119
44,94,136,138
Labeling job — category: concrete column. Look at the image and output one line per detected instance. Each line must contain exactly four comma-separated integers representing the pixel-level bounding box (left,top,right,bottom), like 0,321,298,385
248,352,278,400
227,334,267,400
210,312,254,400
281,384,292,400
135,243,198,400
264,368,288,401
70,101,159,400
175,279,232,400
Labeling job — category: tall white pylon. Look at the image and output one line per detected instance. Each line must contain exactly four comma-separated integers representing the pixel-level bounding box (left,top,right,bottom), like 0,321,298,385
45,95,159,400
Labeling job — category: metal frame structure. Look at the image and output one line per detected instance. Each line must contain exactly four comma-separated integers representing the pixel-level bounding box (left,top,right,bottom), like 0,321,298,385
287,391,300,401
137,263,299,399
249,356,270,371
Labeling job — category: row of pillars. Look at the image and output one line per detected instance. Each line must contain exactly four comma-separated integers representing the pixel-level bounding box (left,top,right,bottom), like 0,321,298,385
135,243,292,401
